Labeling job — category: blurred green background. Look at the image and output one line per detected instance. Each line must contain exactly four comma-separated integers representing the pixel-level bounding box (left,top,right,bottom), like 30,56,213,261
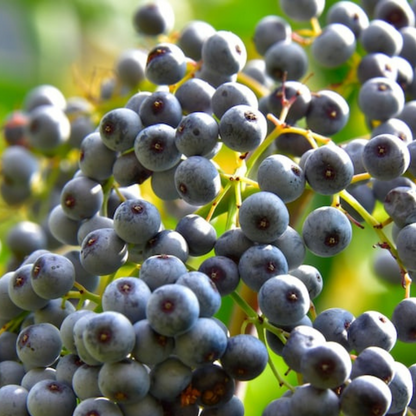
0,0,414,415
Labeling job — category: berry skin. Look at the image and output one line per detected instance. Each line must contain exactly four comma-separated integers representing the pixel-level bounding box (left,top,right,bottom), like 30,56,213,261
392,297,416,343
257,154,306,203
82,311,136,363
16,323,62,368
134,123,182,172
30,253,75,300
238,244,288,292
359,77,405,121
280,0,325,21
304,144,354,195
305,90,350,136
258,274,310,326
347,310,397,354
311,23,356,68
113,198,161,245
132,0,174,36
264,40,308,82
99,108,143,152
238,191,289,244
362,133,410,181
300,341,352,389
145,43,186,85
174,156,221,206
201,30,247,76
145,284,200,337
26,380,77,416
340,375,392,416
220,334,269,381
219,104,267,152
302,206,352,258
80,228,128,276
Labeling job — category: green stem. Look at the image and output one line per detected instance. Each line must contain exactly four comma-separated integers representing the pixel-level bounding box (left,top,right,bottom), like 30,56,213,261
246,125,282,175
256,323,295,391
261,318,289,345
338,189,412,296
229,291,259,319
0,310,30,336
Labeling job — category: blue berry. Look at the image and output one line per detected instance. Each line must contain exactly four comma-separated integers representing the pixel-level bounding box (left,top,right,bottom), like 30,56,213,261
27,380,77,416
131,319,174,366
198,255,240,296
0,384,29,416
102,277,151,323
326,1,369,38
98,358,150,404
132,0,174,36
305,90,350,136
362,133,410,181
16,323,62,368
134,123,182,172
60,176,104,221
220,334,268,381
113,198,161,245
238,244,288,292
350,346,396,383
139,90,182,128
99,107,143,152
174,317,228,368
82,311,136,363
282,325,326,372
72,364,101,400
258,274,310,325
30,253,75,300
340,375,392,416
201,31,247,76
73,397,123,416
392,297,416,343
264,40,308,82
145,43,186,85
313,307,355,351
239,191,289,244
360,19,403,56
347,310,397,353
178,20,216,61
211,81,258,120
253,15,291,55
139,254,187,290
359,77,405,121
174,156,221,206
280,0,325,21
311,23,356,68
302,206,352,257
176,271,221,317
300,341,352,389
149,356,192,402
146,283,200,336
80,228,128,276
289,384,340,416
304,144,354,195
175,214,217,257
257,154,306,203
174,78,215,114
175,112,219,157
219,105,267,152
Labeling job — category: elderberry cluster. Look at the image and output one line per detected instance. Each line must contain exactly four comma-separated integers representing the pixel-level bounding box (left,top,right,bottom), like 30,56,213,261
2,1,416,416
